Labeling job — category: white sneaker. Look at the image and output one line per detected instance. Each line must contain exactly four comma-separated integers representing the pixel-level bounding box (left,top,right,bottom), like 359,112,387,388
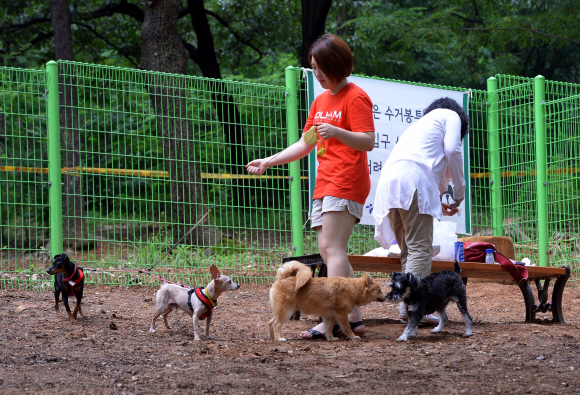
399,302,408,321
421,314,439,325
399,313,439,325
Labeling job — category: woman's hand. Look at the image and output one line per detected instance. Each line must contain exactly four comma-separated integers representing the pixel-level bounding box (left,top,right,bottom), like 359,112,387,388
449,198,463,209
246,159,268,175
315,122,339,140
441,202,459,216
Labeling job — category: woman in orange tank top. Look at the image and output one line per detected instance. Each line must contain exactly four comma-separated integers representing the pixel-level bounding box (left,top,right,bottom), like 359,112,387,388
246,34,375,340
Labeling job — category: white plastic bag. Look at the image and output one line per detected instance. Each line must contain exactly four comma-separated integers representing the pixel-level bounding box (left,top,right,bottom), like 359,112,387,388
432,219,457,261
364,247,391,257
364,245,401,258
365,243,441,258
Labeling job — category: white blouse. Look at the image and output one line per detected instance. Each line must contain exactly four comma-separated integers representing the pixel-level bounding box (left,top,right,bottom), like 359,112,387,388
373,108,466,248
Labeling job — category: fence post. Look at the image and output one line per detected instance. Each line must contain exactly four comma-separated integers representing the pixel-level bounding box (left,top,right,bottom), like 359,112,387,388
285,67,304,256
487,77,503,236
534,75,548,267
46,61,63,258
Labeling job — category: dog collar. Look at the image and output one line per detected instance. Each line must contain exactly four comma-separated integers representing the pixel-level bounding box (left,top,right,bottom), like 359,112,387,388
188,287,216,320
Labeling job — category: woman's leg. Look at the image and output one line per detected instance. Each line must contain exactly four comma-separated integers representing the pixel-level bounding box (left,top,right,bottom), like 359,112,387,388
397,192,433,279
300,209,363,338
388,208,410,320
387,208,408,272
397,191,438,324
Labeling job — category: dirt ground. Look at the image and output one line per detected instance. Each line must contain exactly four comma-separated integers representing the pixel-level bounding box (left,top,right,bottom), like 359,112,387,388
1,278,580,394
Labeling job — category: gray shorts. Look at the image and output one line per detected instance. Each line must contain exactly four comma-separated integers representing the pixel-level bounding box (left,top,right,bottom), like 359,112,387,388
311,196,364,228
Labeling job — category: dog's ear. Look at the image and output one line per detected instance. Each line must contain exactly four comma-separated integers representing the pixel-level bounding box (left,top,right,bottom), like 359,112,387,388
62,254,71,265
406,273,419,288
209,264,221,280
364,273,372,286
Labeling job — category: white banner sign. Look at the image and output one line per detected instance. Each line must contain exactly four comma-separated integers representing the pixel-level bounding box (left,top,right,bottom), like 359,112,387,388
306,72,471,234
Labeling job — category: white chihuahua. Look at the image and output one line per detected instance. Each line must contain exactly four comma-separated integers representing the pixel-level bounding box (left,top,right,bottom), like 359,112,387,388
149,264,240,340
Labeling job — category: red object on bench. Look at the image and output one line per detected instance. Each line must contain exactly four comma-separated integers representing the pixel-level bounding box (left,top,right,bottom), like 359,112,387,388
463,241,528,285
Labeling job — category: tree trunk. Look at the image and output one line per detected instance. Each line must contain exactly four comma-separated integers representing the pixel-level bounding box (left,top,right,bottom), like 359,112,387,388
300,0,333,68
51,0,91,250
298,0,334,126
186,0,248,207
141,0,221,247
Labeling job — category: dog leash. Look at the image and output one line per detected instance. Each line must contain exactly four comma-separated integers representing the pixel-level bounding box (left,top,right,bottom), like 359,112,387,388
146,207,215,272
173,311,188,330
139,269,191,288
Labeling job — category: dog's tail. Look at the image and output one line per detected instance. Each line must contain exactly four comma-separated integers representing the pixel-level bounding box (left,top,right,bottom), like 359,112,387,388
276,260,312,291
454,260,462,274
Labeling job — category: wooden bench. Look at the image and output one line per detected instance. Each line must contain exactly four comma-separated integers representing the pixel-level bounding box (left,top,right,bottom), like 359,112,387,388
284,250,571,324
347,255,570,324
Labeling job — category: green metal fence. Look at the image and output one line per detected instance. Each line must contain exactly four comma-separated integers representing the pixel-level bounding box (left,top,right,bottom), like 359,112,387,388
2,61,292,288
487,75,540,264
0,60,579,289
52,60,292,286
465,88,493,239
0,66,51,290
482,75,580,281
544,81,580,272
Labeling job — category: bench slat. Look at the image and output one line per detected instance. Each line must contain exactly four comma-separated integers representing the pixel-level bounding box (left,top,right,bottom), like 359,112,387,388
347,255,567,282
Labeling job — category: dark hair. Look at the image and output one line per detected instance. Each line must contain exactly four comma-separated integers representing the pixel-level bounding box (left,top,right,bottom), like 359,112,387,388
308,34,353,83
423,97,470,139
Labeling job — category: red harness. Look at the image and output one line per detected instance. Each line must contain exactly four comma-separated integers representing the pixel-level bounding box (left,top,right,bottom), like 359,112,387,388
63,266,84,295
187,287,216,320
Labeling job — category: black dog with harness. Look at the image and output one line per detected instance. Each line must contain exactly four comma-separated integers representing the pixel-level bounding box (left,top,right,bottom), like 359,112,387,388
46,254,86,323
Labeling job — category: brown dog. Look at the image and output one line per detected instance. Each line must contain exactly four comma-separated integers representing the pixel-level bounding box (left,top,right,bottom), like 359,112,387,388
268,260,387,342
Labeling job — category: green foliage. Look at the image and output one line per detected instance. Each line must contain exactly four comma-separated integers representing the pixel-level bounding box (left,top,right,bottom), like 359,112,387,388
330,0,580,89
0,0,141,68
2,0,579,88
130,233,168,269
211,237,247,256
204,0,302,77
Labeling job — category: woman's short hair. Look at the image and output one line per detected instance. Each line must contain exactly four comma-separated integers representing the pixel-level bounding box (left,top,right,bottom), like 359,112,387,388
423,97,470,139
309,34,354,83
